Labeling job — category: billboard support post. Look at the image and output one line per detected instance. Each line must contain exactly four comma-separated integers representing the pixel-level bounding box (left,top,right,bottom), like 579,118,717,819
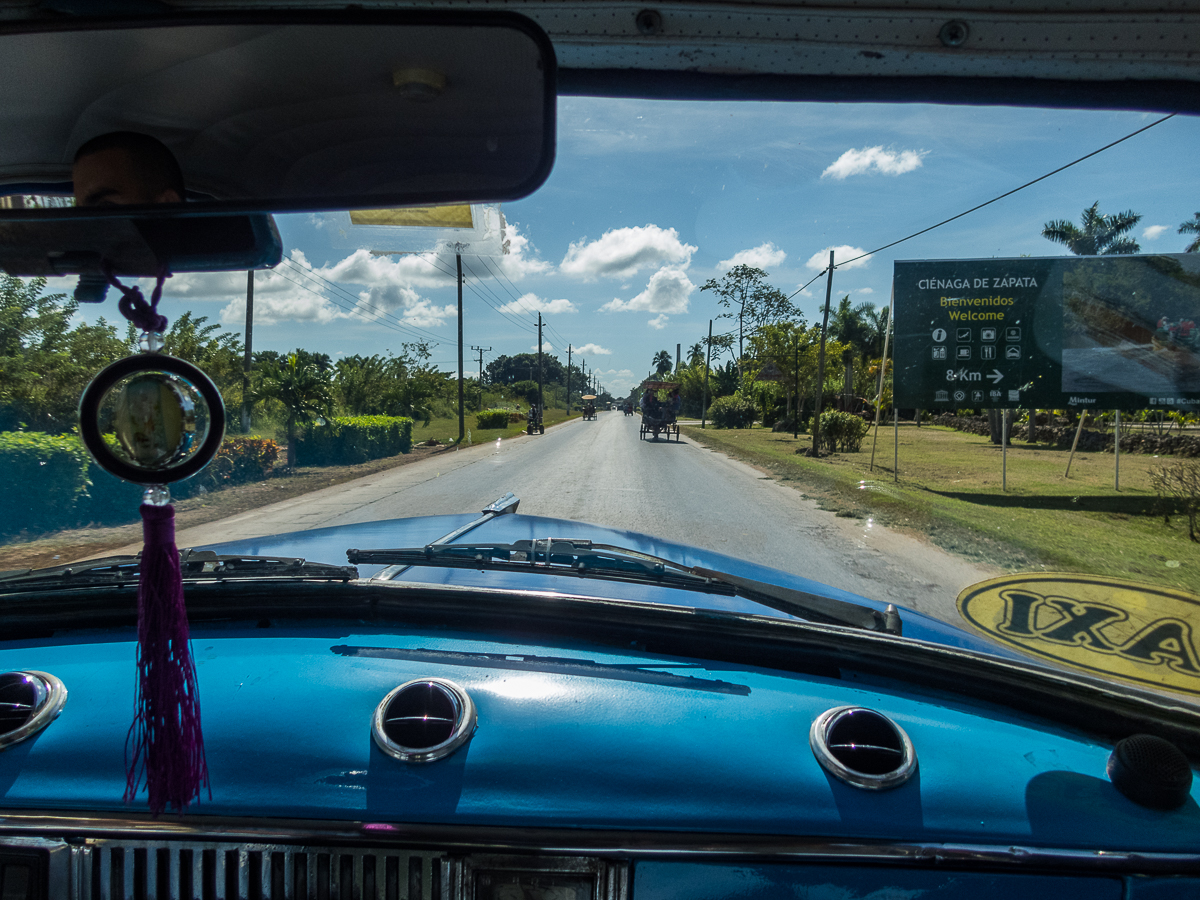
1002,408,1008,491
1115,409,1121,491
870,283,894,471
1065,412,1087,478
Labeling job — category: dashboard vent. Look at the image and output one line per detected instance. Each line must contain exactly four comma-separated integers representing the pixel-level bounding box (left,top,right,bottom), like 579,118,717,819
810,706,917,790
372,678,476,763
0,670,66,751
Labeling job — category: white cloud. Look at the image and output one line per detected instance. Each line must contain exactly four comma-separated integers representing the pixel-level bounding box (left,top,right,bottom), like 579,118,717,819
560,225,696,280
718,242,787,271
531,341,555,352
822,146,926,180
601,266,695,314
1144,224,1170,240
401,300,457,328
805,246,873,271
855,287,875,295
499,292,577,315
574,343,612,355
648,314,669,330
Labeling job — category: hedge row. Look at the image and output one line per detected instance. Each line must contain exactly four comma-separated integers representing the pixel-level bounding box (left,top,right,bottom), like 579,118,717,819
476,408,513,429
708,395,757,429
294,416,413,466
0,432,282,538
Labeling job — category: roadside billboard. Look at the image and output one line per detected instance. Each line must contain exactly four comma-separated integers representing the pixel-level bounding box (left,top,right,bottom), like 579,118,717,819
893,254,1200,411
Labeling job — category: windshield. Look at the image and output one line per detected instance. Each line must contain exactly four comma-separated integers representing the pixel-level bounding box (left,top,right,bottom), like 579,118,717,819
2,98,1198,695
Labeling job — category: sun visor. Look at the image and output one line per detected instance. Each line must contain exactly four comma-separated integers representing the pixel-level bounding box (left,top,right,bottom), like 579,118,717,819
0,10,556,217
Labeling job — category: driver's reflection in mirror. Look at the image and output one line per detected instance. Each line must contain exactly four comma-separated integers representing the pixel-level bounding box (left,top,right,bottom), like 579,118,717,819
71,131,184,207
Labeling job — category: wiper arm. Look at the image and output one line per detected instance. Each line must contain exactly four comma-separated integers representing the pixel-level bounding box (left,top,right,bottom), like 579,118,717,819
347,539,900,634
0,550,357,592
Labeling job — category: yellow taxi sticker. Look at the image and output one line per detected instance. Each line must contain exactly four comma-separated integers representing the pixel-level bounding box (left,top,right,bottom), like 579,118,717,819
957,573,1200,697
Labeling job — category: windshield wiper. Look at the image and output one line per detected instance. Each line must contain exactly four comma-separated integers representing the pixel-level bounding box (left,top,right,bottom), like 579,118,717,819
347,538,901,635
0,550,357,592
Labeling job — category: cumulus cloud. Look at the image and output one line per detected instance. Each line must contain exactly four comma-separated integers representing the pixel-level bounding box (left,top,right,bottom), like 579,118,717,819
560,225,696,280
498,293,577,316
1144,224,1170,240
805,246,873,271
574,343,612,355
531,341,555,352
648,315,669,330
718,242,787,271
855,287,875,295
601,266,695,314
822,146,926,180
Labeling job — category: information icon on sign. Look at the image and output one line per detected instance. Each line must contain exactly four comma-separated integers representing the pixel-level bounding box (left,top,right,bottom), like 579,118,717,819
1005,346,1021,359
1005,327,1021,341
956,328,972,341
932,328,947,342
953,390,966,402
932,346,947,360
981,345,996,360
981,327,997,341
972,390,983,402
935,390,949,402
956,346,972,360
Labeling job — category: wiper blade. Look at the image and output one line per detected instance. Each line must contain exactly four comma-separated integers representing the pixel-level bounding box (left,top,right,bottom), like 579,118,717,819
347,539,900,634
0,550,357,592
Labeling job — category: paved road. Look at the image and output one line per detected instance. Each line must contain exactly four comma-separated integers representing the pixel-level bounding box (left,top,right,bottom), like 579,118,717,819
162,411,996,624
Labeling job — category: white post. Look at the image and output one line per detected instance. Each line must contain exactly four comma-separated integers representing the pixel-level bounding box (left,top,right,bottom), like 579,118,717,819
1002,408,1008,491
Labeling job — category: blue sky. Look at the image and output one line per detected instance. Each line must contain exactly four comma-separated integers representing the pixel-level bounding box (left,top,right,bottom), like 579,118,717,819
71,98,1200,396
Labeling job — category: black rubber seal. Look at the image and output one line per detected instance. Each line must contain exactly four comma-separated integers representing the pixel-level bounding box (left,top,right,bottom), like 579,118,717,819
78,353,225,485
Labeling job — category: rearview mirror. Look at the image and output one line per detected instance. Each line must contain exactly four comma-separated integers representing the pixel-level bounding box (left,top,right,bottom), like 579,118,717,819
0,10,556,217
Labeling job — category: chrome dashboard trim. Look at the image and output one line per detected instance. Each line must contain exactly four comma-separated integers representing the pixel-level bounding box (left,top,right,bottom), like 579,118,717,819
0,670,67,751
2,814,1200,875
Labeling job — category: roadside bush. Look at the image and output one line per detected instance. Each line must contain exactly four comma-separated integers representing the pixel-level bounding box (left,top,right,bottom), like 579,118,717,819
207,436,280,486
476,409,512,429
708,395,757,429
294,415,413,466
819,410,870,453
1150,459,1200,541
0,431,90,535
509,410,525,423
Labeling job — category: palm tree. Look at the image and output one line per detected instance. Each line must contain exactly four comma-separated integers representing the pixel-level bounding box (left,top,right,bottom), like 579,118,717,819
1179,212,1200,252
829,296,884,361
652,349,673,377
1042,202,1141,255
252,351,335,467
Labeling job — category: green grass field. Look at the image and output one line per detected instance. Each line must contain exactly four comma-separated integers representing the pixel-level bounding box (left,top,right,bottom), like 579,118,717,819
683,422,1200,593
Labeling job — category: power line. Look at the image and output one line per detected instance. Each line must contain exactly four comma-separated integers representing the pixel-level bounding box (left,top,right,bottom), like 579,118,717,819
268,266,436,340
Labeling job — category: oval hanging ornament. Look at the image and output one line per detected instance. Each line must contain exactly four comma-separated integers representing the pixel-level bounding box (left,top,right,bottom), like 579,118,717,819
78,267,220,816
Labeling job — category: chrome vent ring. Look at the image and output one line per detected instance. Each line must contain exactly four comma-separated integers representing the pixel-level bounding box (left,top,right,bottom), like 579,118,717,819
372,677,476,763
0,670,67,751
810,706,916,790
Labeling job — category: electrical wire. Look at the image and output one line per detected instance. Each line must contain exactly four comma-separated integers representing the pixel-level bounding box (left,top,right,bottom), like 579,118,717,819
268,265,438,341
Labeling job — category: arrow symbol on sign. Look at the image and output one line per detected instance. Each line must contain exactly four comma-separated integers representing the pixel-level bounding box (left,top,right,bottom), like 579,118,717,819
988,369,1004,384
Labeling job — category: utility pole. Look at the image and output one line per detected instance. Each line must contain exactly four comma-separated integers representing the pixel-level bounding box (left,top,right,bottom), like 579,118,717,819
241,271,254,433
701,319,712,428
456,250,464,444
472,345,491,410
537,313,544,420
810,250,835,457
566,344,572,412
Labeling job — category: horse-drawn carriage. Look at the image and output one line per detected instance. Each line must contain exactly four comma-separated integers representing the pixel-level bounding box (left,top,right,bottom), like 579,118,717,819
639,380,681,441
581,394,598,420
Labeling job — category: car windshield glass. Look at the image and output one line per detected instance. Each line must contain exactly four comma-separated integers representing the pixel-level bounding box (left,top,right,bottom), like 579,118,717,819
2,98,1198,700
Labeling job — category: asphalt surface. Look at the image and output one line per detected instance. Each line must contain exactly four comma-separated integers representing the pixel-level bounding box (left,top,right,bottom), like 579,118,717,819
163,412,997,623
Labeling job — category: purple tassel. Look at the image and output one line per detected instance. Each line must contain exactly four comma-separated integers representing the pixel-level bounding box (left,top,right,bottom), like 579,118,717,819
125,502,209,815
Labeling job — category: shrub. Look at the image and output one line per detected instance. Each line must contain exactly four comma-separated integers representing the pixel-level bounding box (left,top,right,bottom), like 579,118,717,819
708,395,757,429
476,408,512,429
1150,459,1200,541
819,410,870,452
207,436,281,486
294,416,413,466
0,431,91,535
509,410,525,423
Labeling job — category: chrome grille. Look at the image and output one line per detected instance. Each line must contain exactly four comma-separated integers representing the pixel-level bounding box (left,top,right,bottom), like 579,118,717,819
75,839,442,900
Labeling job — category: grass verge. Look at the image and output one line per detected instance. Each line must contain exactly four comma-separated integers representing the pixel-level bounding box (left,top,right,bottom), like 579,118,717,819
414,407,580,445
683,422,1200,593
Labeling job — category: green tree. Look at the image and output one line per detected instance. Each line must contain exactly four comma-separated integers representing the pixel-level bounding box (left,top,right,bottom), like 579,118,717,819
1042,202,1142,255
251,351,335,467
1179,212,1200,253
699,265,795,372
828,296,889,363
161,311,244,406
652,349,673,377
